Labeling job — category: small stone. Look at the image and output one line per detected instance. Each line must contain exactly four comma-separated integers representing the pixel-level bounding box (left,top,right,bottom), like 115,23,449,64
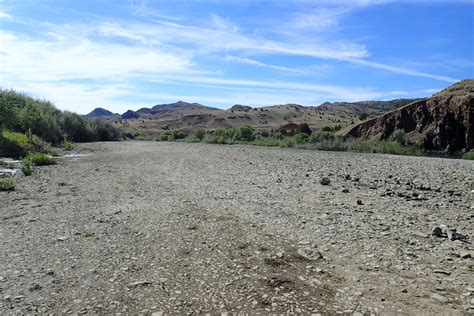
342,188,350,193
460,251,472,259
297,247,323,261
431,293,448,303
357,199,363,205
57,236,69,241
129,281,152,287
29,283,42,292
401,288,408,293
320,177,331,185
431,226,443,237
433,270,451,275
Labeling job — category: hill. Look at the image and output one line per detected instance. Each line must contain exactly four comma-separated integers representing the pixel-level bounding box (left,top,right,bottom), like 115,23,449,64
88,99,415,136
86,107,119,118
346,79,474,153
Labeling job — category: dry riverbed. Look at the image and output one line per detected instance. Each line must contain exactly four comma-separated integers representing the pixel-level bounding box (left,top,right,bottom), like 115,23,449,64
1,141,473,314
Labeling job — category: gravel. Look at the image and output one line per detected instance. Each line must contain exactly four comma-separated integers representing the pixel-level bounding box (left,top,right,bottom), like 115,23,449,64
1,141,473,314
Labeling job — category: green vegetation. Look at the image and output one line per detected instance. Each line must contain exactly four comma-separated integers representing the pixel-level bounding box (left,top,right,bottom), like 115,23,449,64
391,129,406,145
0,178,15,191
21,158,33,176
463,150,474,160
24,153,56,166
156,125,425,157
61,139,75,151
0,89,121,158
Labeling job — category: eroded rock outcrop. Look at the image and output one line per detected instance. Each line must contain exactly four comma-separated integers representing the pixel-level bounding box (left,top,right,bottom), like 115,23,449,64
347,80,474,153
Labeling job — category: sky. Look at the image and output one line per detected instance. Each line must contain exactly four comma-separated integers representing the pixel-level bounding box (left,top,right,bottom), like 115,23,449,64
0,0,473,114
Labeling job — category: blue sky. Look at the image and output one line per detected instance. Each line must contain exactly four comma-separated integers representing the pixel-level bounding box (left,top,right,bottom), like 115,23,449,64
0,0,472,114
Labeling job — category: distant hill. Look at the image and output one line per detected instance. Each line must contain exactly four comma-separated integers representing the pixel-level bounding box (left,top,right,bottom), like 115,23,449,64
136,101,219,117
86,107,119,118
122,110,140,119
230,104,252,112
346,79,474,153
84,98,418,135
318,99,419,117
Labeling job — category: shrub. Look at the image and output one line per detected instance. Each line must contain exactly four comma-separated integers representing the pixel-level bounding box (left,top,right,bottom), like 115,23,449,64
234,125,255,142
195,128,206,141
391,129,406,145
292,133,309,144
0,89,121,144
359,112,368,121
167,129,187,141
463,150,474,160
0,178,15,191
296,123,312,135
307,131,336,143
160,134,169,141
0,130,31,158
21,159,34,176
0,130,53,158
61,139,75,151
24,153,56,166
185,134,200,143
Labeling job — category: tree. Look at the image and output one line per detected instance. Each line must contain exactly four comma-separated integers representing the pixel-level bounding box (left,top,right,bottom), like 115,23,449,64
296,123,312,135
359,112,368,121
0,90,18,132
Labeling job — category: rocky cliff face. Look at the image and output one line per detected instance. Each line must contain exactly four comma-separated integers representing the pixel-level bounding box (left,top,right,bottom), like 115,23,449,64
347,80,474,153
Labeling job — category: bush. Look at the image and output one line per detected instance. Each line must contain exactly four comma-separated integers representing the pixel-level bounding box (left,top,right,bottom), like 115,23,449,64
292,133,309,144
24,153,56,166
391,129,406,145
167,129,187,141
296,123,312,135
61,139,75,151
195,128,206,141
185,134,200,143
0,89,121,145
307,131,336,143
463,150,474,160
359,112,368,121
21,159,33,176
0,178,15,191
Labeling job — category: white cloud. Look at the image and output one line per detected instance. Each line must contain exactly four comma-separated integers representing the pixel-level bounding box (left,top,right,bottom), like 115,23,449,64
224,56,307,74
0,30,191,82
344,58,459,83
0,11,13,20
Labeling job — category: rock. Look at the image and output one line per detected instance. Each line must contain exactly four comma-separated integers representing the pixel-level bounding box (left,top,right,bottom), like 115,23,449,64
57,236,69,241
342,188,350,193
432,226,443,237
29,283,42,291
460,251,472,259
296,247,323,261
470,190,474,209
433,269,451,275
320,177,331,185
129,281,152,287
345,174,351,180
431,293,449,303
357,199,364,205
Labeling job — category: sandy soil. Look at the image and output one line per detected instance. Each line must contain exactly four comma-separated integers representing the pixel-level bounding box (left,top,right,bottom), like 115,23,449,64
1,141,473,314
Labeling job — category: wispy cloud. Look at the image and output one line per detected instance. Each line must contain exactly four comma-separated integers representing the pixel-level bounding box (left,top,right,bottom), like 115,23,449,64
224,56,307,74
345,58,459,83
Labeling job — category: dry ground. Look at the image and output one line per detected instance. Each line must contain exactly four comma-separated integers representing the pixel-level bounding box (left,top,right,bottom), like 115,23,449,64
1,141,473,314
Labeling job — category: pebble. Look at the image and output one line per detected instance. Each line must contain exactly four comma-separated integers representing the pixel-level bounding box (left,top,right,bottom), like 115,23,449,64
320,177,331,185
431,293,449,303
